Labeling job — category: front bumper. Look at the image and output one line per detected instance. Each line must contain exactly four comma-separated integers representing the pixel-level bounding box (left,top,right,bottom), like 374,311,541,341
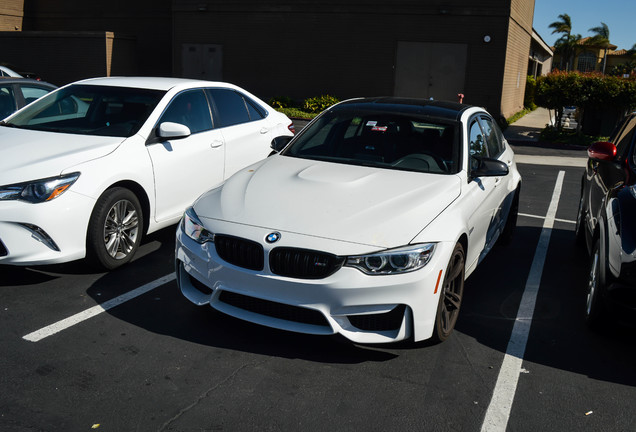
175,223,454,344
0,191,95,265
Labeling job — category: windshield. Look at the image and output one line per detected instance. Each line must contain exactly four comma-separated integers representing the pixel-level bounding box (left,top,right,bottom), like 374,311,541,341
282,108,460,174
4,84,165,137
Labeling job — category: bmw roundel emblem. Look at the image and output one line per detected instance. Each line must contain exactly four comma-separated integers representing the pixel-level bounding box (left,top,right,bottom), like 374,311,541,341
266,232,281,244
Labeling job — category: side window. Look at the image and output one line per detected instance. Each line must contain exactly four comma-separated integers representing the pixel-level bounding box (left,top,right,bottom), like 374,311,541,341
160,89,213,134
469,119,488,157
207,88,251,127
479,116,504,158
20,86,52,105
0,86,16,119
245,97,266,121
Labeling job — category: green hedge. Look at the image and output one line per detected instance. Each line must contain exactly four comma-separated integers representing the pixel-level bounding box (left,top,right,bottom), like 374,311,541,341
524,76,538,109
534,71,636,132
270,94,341,119
302,95,340,114
268,96,295,109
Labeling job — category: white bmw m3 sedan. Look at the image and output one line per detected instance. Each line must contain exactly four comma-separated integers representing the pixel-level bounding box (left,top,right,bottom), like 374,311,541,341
175,97,521,344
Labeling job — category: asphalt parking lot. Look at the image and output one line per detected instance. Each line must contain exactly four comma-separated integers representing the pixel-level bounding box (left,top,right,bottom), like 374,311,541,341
2,146,636,431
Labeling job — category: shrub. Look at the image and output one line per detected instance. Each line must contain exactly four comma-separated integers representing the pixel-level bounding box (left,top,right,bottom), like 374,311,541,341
276,107,319,120
302,95,339,114
535,71,636,132
524,76,538,109
268,96,295,109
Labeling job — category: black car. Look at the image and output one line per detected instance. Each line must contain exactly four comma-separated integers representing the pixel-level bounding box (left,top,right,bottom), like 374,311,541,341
0,78,57,119
576,112,636,327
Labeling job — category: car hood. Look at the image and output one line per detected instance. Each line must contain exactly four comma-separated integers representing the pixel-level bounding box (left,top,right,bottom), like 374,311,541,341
0,127,124,184
194,155,461,249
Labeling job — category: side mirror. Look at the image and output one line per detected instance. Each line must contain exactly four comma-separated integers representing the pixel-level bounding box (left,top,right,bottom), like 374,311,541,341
470,156,509,178
270,135,293,153
587,141,616,162
157,122,191,140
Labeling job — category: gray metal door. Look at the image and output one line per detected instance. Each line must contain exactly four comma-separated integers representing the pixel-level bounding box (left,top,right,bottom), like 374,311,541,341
394,42,467,102
181,44,223,80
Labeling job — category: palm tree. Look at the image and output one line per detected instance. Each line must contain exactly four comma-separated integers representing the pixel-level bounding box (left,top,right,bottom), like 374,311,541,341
549,14,576,70
549,13,572,37
588,22,611,73
554,33,581,71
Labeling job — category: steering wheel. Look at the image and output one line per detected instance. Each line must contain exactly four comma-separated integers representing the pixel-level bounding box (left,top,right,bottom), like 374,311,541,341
392,152,448,172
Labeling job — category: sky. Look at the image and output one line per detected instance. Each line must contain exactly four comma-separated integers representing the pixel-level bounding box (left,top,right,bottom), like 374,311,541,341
533,0,635,51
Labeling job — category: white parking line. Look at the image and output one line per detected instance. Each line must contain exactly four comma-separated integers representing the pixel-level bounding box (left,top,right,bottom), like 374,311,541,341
519,212,574,224
23,273,176,342
514,154,586,167
480,170,565,432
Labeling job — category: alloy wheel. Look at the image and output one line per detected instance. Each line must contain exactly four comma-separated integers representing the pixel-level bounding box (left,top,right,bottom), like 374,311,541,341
439,247,465,335
103,199,139,260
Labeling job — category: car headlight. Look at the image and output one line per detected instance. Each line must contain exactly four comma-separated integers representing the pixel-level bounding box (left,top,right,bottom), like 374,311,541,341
0,172,80,203
345,243,436,275
181,206,215,244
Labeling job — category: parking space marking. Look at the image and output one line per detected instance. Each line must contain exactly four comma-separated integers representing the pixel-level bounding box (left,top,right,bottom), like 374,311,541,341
514,155,586,167
519,212,574,224
481,170,565,432
22,273,176,342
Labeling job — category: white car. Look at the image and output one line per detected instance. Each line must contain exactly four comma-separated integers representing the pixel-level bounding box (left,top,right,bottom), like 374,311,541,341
0,77,294,269
175,97,521,344
0,65,22,78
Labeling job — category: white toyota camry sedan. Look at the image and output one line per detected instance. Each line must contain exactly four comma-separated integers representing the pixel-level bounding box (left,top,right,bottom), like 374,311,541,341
0,77,293,269
175,97,521,344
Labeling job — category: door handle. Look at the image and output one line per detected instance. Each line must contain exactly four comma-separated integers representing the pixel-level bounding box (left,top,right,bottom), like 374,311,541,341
210,139,224,148
260,127,270,134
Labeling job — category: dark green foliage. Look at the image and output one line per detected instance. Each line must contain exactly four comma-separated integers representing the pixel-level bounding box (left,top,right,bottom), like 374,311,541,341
539,126,608,147
302,95,340,114
535,71,636,132
524,76,538,109
268,96,295,109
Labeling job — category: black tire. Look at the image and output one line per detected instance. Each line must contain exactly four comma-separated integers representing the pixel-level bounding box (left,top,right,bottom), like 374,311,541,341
499,188,519,246
86,187,143,270
431,243,465,343
585,240,606,329
574,194,586,247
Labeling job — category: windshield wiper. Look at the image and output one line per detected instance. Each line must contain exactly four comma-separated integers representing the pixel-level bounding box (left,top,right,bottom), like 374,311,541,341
0,121,20,128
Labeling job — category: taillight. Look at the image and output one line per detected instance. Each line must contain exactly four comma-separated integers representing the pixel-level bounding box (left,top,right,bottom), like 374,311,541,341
287,122,296,135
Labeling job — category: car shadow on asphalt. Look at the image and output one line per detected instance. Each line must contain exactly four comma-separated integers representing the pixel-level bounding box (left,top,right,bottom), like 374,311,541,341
81,223,636,374
93,278,400,364
458,224,636,387
11,220,636,375
70,226,399,364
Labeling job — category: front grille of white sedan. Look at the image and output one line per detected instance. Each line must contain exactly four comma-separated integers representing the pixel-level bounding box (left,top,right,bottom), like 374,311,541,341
214,235,344,279
218,290,331,327
214,234,264,271
269,247,344,279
